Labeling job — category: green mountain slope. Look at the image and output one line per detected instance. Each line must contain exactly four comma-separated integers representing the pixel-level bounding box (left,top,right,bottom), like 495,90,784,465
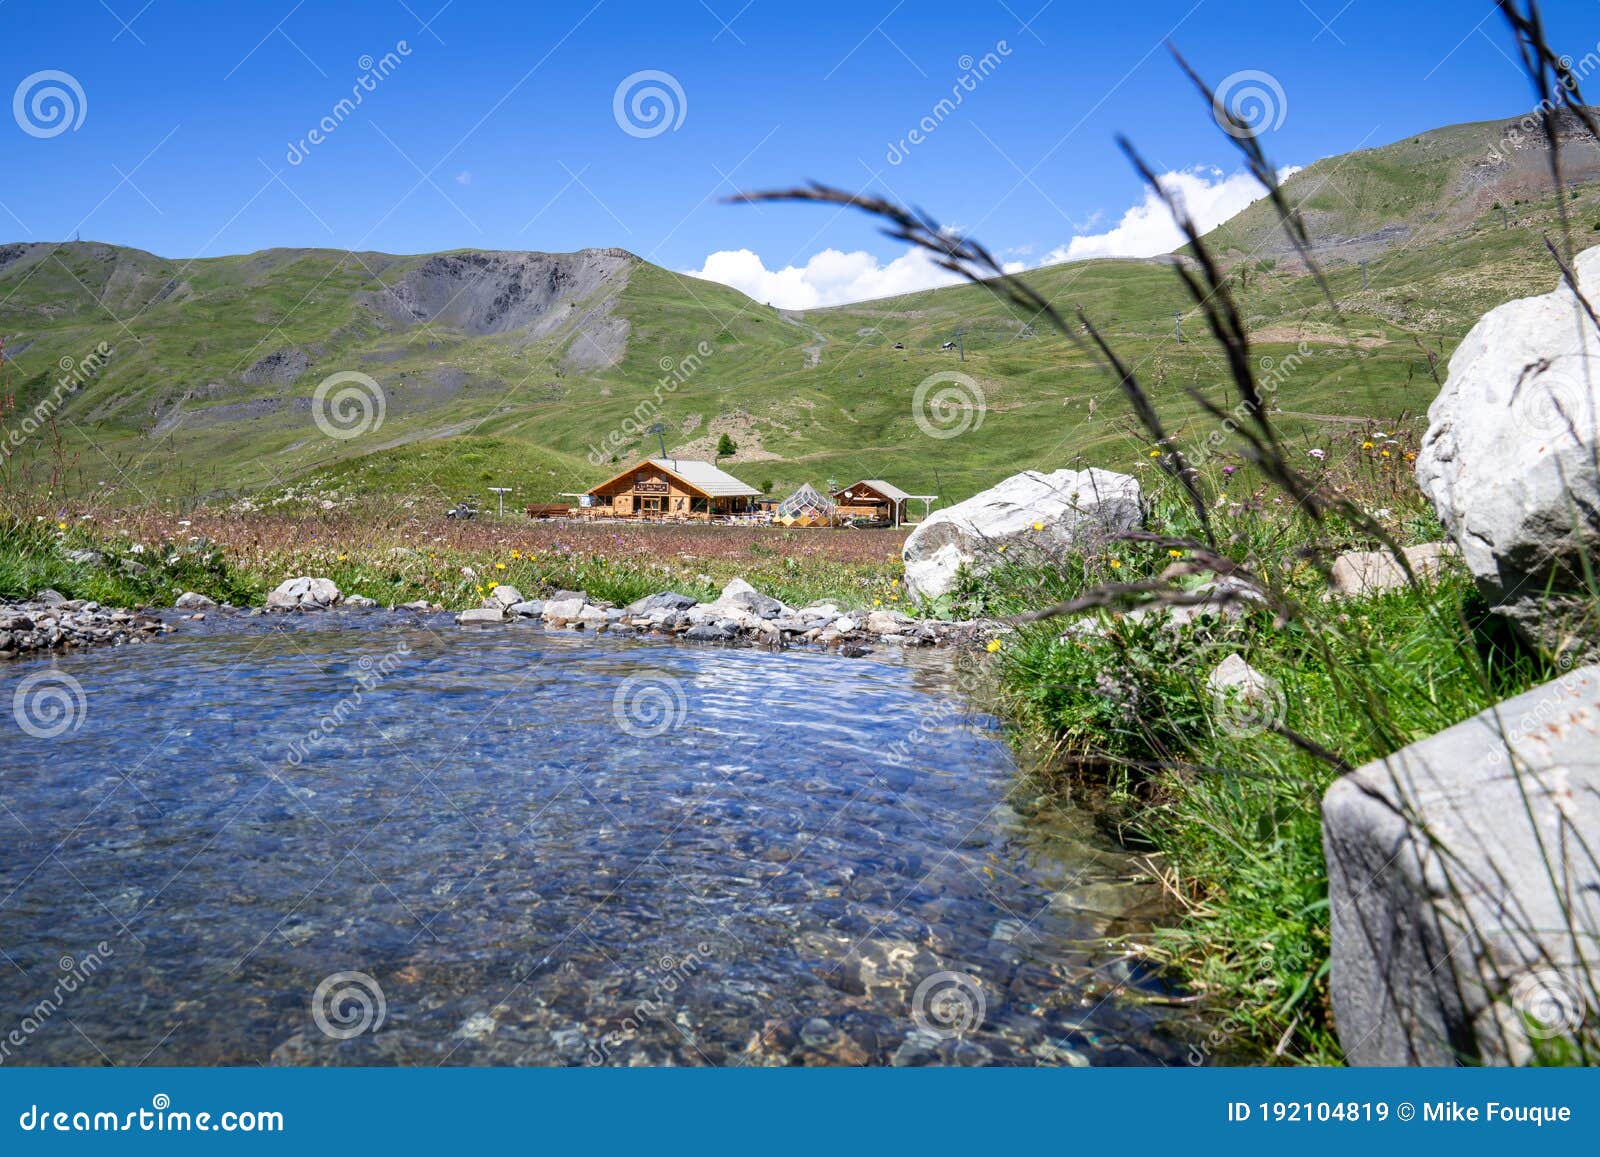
3,110,1597,510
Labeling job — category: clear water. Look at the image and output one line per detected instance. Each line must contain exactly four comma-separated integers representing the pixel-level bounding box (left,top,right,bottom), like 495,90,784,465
0,611,1208,1066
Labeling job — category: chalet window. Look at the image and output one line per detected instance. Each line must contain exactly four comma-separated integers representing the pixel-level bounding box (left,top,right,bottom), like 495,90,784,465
639,496,662,513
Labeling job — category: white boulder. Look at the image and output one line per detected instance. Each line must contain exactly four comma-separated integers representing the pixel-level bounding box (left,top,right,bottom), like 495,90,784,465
265,576,342,610
902,468,1144,601
1416,249,1600,658
485,584,524,610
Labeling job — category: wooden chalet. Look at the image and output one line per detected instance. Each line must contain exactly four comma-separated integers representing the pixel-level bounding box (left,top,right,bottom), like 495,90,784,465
830,479,937,527
577,458,760,521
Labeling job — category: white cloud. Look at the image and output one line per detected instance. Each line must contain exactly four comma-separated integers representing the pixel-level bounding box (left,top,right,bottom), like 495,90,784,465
455,170,473,185
684,246,963,309
687,165,1298,308
1044,165,1299,263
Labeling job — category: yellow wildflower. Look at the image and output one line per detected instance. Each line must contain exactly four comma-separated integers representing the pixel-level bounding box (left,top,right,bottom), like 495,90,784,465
495,562,506,571
1380,449,1391,458
1168,549,1183,559
1362,440,1374,449
57,522,67,531
1108,559,1123,570
1148,449,1161,458
985,639,1002,653
1032,521,1045,531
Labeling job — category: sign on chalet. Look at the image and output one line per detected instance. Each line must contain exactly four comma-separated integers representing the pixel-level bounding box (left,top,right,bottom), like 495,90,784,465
580,458,760,520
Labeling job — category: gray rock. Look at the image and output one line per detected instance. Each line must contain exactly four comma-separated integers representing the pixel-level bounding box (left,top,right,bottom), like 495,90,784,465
456,607,509,625
549,589,588,603
509,600,545,618
344,594,379,608
1323,665,1600,1065
118,559,148,578
1328,542,1457,597
902,467,1144,600
174,591,217,609
486,584,524,609
625,591,698,615
541,597,587,622
62,548,104,566
1205,653,1270,697
1416,248,1600,659
864,609,912,634
34,589,67,606
685,622,736,642
264,576,342,610
704,577,787,620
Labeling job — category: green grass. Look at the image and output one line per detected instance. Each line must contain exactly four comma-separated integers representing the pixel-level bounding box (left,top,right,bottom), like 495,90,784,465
4,111,1596,514
978,472,1561,1063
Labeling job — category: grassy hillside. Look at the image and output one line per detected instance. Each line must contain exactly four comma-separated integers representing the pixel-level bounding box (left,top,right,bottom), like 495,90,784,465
2,111,1597,511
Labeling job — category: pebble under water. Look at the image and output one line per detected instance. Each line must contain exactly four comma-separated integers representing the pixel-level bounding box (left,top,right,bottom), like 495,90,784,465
0,610,1215,1066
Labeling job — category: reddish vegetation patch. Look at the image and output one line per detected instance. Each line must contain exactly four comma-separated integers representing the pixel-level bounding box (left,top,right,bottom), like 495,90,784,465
101,508,910,567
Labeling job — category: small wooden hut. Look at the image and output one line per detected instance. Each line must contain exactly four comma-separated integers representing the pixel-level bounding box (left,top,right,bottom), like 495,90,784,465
578,457,760,520
830,479,937,527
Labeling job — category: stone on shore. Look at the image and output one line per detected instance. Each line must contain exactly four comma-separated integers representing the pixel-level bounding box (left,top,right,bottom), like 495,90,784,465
485,584,524,610
1415,247,1600,659
704,577,787,620
902,468,1144,601
265,576,342,611
174,591,217,609
541,597,588,622
0,596,171,656
625,591,698,615
1322,665,1600,1065
456,607,509,625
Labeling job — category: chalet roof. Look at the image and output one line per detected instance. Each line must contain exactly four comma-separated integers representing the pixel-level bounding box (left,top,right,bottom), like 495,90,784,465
645,458,760,497
587,457,759,498
839,479,912,503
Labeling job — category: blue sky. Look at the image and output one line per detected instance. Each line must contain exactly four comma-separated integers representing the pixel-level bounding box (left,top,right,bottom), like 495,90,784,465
3,0,1593,305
